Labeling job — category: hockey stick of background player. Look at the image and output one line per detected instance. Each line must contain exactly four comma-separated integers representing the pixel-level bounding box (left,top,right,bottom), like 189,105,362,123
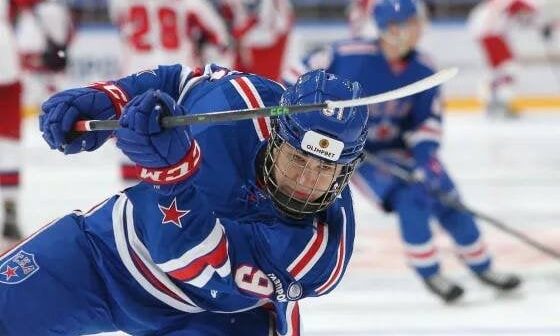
540,30,560,91
365,155,560,262
74,67,458,132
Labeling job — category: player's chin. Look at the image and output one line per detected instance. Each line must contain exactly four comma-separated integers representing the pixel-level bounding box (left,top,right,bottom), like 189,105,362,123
293,191,313,201
285,188,322,203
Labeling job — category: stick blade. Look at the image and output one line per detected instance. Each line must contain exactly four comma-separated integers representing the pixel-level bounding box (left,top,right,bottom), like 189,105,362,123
326,67,459,109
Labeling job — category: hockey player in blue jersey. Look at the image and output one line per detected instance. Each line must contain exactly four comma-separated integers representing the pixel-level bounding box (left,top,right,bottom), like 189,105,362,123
0,64,368,335
284,0,521,303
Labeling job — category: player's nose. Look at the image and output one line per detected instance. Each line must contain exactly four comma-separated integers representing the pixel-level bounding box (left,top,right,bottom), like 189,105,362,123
296,167,319,186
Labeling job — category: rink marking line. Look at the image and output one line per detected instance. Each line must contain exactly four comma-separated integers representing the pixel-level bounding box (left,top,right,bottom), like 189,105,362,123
445,96,560,111
349,225,560,272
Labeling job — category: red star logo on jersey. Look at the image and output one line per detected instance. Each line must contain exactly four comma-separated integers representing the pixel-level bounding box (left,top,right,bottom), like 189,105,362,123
158,198,190,228
1,265,18,281
375,123,396,140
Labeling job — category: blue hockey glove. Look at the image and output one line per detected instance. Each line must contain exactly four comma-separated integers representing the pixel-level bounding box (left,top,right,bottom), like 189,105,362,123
116,89,200,190
412,156,457,203
40,82,128,154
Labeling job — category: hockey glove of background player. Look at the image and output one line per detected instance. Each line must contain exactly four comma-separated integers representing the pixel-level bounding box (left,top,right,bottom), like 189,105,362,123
116,89,200,195
411,142,457,203
40,82,129,154
42,37,68,72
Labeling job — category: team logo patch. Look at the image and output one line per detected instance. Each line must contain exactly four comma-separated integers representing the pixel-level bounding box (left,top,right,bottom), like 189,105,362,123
0,250,40,285
287,282,303,300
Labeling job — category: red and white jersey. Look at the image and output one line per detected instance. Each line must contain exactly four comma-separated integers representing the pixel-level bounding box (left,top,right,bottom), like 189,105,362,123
347,0,377,38
0,0,20,84
468,0,540,37
222,0,293,47
108,0,232,74
220,0,293,80
15,0,73,71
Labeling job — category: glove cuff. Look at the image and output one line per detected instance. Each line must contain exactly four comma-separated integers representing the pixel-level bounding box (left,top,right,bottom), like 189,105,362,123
138,141,201,185
88,82,129,118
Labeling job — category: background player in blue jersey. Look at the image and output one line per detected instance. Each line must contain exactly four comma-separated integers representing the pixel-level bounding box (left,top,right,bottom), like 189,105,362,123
0,64,368,335
284,0,521,303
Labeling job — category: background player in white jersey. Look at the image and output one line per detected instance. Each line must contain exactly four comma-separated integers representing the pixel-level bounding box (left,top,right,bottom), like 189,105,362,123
468,0,560,117
0,0,23,244
108,0,232,75
0,0,72,243
347,0,377,38
107,0,233,182
219,0,294,81
15,0,73,109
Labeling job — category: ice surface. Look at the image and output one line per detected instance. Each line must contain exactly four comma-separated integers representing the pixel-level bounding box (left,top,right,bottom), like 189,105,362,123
14,112,560,336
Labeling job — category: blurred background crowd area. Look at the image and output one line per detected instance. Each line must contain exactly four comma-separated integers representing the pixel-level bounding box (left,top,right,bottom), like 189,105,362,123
70,0,480,23
12,0,560,114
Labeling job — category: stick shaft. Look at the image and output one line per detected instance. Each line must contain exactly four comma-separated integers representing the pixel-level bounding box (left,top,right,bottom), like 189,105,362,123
468,208,560,258
74,103,326,131
74,67,458,132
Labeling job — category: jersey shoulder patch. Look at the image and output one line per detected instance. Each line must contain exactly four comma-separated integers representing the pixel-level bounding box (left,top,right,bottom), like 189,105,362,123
333,38,378,56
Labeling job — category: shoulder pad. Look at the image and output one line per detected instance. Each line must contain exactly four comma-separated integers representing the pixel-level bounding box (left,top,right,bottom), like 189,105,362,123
334,39,378,56
414,51,438,73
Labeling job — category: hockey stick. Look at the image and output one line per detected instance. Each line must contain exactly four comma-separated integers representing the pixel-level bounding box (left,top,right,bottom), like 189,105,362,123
365,155,560,262
540,34,560,91
74,67,458,132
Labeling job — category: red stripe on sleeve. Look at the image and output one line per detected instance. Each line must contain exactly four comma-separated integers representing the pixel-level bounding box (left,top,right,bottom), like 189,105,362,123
289,223,326,277
233,77,270,138
168,235,228,282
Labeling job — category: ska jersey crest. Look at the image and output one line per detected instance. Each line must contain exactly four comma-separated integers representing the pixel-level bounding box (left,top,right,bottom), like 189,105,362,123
0,250,40,285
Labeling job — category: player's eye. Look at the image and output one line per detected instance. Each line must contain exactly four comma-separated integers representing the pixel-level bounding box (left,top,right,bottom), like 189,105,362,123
320,163,336,173
290,154,307,165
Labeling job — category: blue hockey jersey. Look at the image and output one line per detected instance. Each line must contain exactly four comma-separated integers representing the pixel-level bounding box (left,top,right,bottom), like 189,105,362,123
285,38,443,167
284,39,445,209
81,64,356,335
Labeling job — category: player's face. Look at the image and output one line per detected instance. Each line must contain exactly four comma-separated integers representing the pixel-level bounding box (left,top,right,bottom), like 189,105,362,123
272,142,342,202
381,16,423,57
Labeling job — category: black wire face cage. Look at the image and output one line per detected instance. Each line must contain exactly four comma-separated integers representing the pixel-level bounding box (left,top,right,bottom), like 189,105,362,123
262,128,361,219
